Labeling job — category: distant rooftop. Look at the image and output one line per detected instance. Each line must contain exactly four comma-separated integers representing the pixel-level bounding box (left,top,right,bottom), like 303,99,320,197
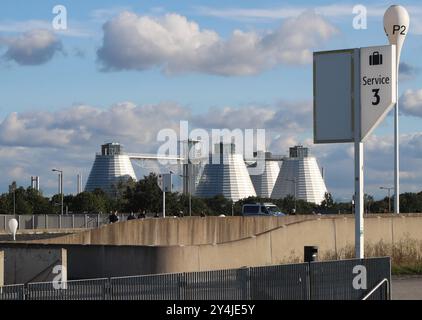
289,146,309,158
101,142,123,156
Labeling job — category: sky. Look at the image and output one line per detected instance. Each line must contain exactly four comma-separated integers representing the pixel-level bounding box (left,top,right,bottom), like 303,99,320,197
0,0,421,201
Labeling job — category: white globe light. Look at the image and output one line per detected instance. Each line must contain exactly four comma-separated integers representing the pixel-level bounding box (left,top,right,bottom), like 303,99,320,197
8,218,18,241
383,5,410,63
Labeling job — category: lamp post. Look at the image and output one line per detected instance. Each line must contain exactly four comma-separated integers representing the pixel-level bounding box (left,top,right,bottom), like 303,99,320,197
179,173,192,216
52,169,64,215
384,5,410,214
380,186,393,213
9,182,17,216
287,178,297,214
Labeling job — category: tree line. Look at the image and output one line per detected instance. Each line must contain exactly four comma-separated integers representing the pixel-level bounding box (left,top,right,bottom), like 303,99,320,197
1,173,421,215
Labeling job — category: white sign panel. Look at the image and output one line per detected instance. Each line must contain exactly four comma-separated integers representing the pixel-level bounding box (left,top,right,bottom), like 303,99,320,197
360,45,396,141
158,173,172,192
157,174,163,191
313,49,356,143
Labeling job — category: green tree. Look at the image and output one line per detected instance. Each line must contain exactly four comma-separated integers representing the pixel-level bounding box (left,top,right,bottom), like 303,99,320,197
321,192,334,209
123,173,162,214
204,195,233,216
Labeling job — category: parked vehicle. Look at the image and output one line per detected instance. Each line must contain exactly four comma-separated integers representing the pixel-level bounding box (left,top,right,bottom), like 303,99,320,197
241,203,286,217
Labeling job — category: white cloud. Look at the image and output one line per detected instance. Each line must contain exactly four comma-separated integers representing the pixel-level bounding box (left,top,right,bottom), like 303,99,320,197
194,5,422,25
195,4,422,36
401,89,422,117
97,11,338,75
0,29,62,65
0,101,420,199
0,20,94,38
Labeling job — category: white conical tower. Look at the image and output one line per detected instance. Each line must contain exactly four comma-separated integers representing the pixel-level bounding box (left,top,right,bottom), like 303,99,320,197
85,143,137,196
248,152,280,198
195,143,257,201
271,146,327,204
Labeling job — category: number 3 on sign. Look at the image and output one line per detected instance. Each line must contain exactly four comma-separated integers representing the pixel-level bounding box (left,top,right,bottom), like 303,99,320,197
372,88,380,105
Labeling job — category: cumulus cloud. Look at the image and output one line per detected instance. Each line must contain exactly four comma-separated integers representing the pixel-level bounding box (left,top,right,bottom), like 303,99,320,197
0,29,62,65
97,11,337,75
0,102,190,149
401,89,422,118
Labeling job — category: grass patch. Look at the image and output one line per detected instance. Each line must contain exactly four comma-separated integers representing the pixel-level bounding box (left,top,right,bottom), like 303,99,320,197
321,236,422,275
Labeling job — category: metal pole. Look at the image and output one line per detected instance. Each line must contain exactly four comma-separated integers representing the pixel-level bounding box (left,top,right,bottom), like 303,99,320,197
394,62,400,214
354,48,364,259
388,189,391,214
163,190,166,218
188,164,191,216
294,179,297,212
13,189,16,216
189,192,192,217
61,172,64,215
355,142,364,258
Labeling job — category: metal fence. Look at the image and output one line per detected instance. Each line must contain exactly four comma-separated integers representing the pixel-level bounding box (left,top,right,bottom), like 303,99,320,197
0,257,390,300
309,257,390,300
0,214,130,232
0,284,25,300
250,263,310,300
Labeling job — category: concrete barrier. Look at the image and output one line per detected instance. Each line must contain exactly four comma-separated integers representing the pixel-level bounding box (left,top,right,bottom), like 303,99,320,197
29,215,317,246
0,245,67,285
1,215,421,281
8,215,422,277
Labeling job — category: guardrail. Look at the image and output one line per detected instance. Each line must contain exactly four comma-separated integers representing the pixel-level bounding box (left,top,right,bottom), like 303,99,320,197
362,278,390,300
0,257,391,300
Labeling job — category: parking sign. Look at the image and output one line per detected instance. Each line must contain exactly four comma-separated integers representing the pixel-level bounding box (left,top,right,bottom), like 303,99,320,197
360,45,397,141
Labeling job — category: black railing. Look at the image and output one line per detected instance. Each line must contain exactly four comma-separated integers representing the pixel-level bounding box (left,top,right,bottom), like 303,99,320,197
0,257,390,300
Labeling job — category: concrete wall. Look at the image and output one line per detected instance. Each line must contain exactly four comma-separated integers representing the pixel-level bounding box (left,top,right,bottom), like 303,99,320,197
21,215,422,280
30,215,318,246
143,215,422,274
0,245,67,285
2,215,422,282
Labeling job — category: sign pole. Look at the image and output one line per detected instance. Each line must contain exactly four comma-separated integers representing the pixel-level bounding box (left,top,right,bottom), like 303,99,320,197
163,190,166,218
354,48,364,259
354,141,364,258
314,44,397,259
383,5,410,214
394,63,399,214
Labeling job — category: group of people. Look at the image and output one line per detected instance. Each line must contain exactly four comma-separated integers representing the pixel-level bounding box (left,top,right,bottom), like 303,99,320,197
109,210,208,223
108,211,146,223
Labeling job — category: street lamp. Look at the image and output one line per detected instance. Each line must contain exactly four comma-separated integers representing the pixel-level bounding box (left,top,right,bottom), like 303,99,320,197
380,186,393,214
52,169,64,215
179,173,192,216
286,178,297,214
384,5,410,214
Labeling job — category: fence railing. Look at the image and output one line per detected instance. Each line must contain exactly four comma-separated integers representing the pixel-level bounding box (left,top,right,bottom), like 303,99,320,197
0,214,131,232
0,257,391,300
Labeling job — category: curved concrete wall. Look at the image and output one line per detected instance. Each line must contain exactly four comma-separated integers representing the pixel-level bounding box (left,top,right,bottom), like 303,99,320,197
30,215,317,246
12,214,422,279
155,215,422,273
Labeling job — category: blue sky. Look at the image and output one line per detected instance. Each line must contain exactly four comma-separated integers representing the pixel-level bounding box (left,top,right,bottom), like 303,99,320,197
0,1,421,200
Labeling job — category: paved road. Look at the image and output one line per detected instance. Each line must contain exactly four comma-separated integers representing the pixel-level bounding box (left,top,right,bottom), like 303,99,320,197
392,276,422,300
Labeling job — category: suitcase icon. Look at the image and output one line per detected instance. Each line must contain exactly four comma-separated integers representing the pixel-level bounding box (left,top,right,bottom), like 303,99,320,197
369,51,383,66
